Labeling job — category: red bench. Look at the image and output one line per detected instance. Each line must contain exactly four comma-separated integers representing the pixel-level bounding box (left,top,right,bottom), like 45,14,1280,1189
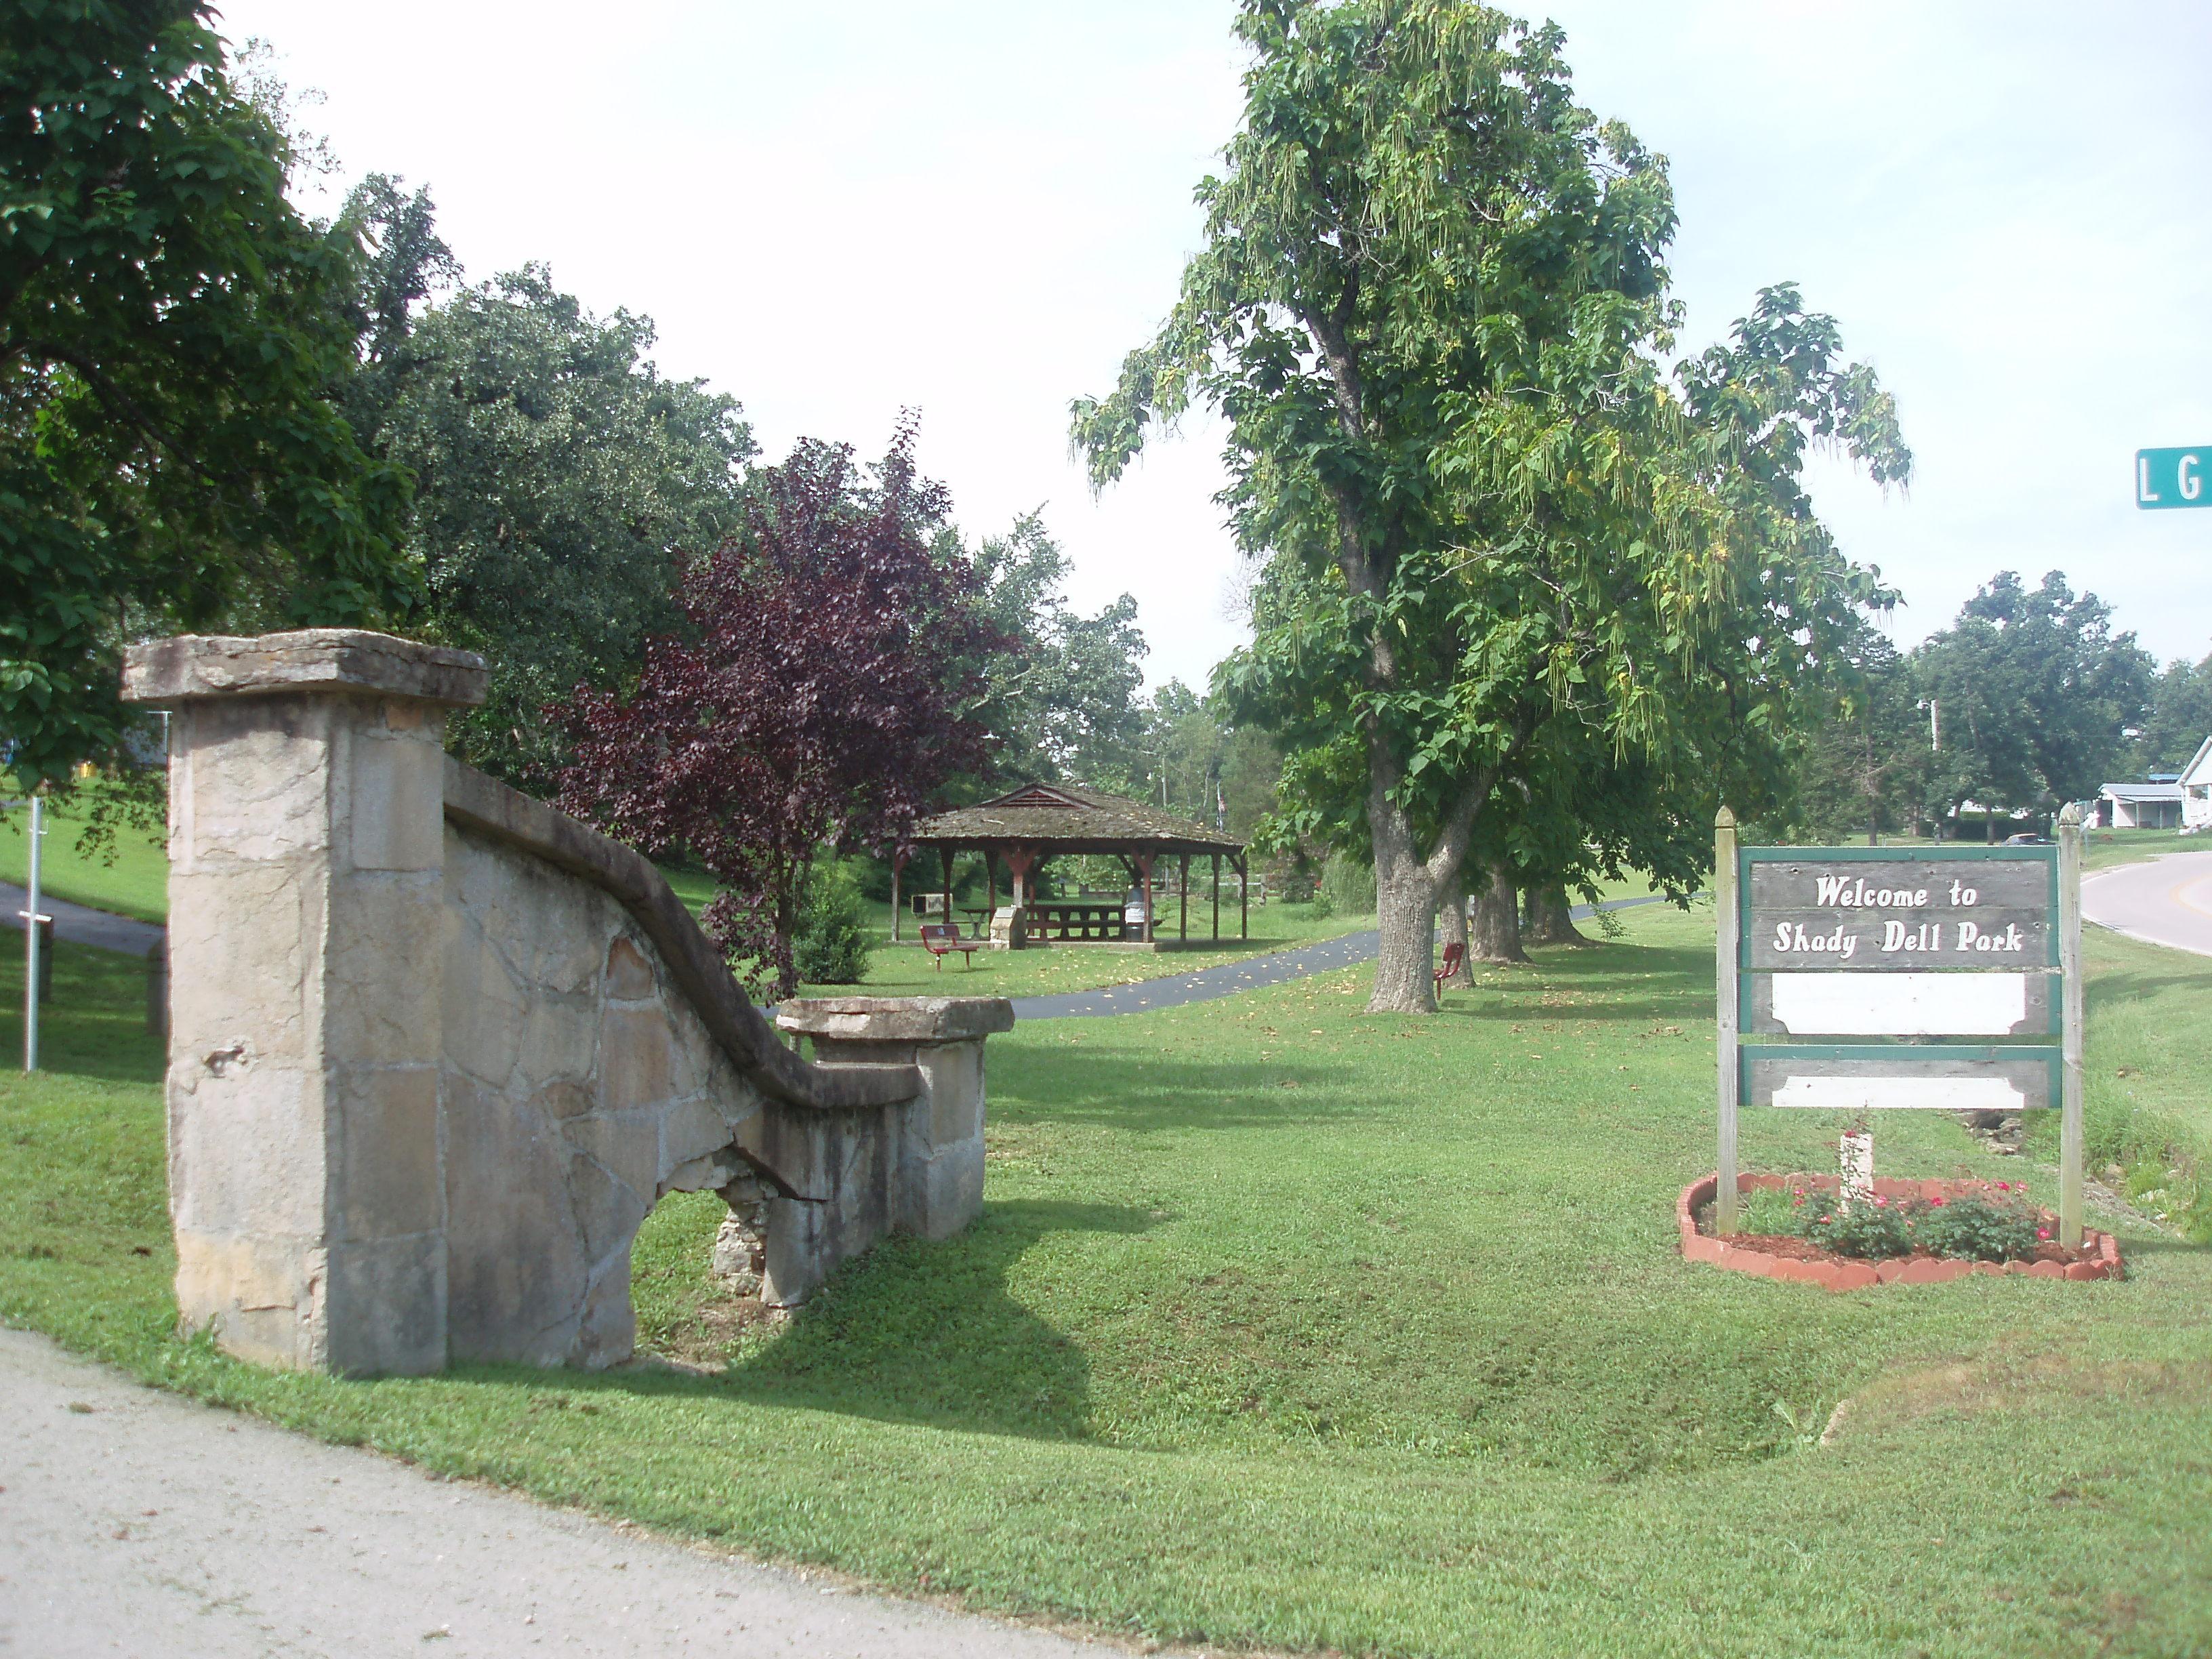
1433,941,1465,987
920,922,980,970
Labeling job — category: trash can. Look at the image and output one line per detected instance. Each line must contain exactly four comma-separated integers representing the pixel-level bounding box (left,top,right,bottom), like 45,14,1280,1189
1122,888,1149,941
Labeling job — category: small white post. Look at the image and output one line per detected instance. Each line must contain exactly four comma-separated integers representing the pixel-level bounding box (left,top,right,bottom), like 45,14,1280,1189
1714,806,1740,1233
2058,802,2086,1247
1840,1129,1874,1200
22,791,45,1072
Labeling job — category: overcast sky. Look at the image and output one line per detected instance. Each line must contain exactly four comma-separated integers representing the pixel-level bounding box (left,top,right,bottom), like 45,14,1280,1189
219,0,2212,691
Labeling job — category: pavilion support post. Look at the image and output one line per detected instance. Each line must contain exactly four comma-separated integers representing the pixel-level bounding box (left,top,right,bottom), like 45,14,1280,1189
941,845,954,928
1237,855,1248,939
891,849,906,941
1134,852,1155,943
1002,844,1038,909
1212,853,1221,941
1179,854,1189,942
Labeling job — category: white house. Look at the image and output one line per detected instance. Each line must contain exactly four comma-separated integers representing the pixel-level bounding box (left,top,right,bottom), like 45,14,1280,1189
2181,735,2212,831
2099,780,2185,830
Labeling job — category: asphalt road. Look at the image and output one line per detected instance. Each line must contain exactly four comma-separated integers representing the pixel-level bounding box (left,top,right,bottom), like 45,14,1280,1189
0,1328,1101,1659
0,880,163,958
2081,848,2212,960
1008,891,1683,1019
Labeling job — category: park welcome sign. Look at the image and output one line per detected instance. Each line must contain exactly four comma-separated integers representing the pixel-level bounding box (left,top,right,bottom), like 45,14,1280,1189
1712,807,2087,1244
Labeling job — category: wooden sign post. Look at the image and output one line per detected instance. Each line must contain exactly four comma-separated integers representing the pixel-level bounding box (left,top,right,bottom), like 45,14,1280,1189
1715,805,2086,1245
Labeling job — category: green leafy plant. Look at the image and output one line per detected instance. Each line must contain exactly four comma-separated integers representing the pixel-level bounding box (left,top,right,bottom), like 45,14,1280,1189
1729,1180,2052,1263
793,861,875,985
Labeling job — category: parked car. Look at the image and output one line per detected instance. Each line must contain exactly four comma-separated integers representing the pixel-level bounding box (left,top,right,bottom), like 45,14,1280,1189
2003,832,2052,846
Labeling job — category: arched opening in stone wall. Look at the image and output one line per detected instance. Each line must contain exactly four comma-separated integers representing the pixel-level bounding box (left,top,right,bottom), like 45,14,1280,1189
629,1172,781,1368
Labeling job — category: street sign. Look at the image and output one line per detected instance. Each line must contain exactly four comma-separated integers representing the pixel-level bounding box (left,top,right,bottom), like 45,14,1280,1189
2136,446,2209,510
1712,815,2087,1245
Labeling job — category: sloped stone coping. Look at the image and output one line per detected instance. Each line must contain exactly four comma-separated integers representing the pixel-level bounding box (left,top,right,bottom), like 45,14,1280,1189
441,757,924,1114
124,628,489,708
1679,1173,2125,1290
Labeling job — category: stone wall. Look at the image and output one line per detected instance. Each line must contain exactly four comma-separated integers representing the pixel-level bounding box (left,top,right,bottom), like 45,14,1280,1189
124,630,1010,1376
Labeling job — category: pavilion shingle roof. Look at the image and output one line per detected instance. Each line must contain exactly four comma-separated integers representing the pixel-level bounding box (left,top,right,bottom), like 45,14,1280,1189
909,783,1243,856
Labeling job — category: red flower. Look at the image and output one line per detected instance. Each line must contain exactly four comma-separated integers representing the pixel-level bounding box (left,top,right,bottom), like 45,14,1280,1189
1996,1183,2011,1192
2036,1227,2051,1241
1929,1197,1946,1207
1793,1195,1806,1206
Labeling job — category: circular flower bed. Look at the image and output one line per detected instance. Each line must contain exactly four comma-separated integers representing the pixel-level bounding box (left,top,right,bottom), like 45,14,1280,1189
1678,1173,2123,1290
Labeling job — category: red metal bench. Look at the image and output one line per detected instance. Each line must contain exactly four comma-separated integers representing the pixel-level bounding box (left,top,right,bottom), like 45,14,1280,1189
920,922,980,970
1433,941,1465,987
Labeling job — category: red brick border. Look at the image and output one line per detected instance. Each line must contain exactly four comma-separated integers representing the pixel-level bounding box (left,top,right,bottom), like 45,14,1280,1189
1679,1172,2124,1291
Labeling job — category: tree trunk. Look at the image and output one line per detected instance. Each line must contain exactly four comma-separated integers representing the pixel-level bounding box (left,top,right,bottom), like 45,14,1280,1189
1370,823,1443,1013
1468,863,1527,964
1523,882,1590,947
1440,884,1473,985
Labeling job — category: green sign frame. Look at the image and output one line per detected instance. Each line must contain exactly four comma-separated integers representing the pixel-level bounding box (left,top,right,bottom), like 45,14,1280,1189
1712,815,2085,1246
2136,446,2209,510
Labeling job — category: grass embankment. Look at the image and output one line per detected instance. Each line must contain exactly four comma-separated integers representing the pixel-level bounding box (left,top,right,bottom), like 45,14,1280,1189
0,793,168,922
4,905,2209,1656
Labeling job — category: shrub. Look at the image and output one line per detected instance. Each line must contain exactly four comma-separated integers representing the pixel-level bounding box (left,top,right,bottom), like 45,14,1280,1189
1726,1180,2052,1262
1319,855,1376,916
1304,889,1337,922
793,862,874,985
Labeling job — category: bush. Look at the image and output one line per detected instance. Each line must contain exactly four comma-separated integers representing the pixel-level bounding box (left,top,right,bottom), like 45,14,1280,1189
1319,855,1376,916
793,861,874,985
1730,1180,2051,1262
1304,889,1336,922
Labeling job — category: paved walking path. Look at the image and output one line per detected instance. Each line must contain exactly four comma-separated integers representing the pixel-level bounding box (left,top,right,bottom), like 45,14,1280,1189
2082,848,2212,960
0,881,163,958
0,1327,1097,1659
1006,892,1679,1019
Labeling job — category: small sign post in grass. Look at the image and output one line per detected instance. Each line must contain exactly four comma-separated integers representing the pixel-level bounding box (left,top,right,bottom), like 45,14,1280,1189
1714,805,2086,1244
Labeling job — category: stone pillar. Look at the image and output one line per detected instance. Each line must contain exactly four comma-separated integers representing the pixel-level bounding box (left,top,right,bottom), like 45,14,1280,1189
123,631,486,1375
771,997,1012,1303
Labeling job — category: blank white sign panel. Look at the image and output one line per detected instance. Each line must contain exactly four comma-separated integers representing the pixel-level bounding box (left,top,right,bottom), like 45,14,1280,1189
1767,972,2029,1036
1769,1074,2027,1112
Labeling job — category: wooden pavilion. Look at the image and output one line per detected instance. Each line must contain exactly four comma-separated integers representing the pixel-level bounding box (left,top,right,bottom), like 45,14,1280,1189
897,783,1248,945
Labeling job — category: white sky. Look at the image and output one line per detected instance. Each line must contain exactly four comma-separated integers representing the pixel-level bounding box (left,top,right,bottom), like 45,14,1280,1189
218,0,2212,690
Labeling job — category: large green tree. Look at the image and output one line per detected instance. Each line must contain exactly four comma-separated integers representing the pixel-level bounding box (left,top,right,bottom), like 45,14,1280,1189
338,182,754,778
1074,0,1906,1010
2137,649,2212,775
2,0,413,785
965,512,1148,788
1912,571,2154,834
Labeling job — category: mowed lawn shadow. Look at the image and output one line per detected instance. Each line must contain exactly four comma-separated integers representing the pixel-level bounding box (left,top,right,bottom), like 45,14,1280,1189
989,1048,1364,1134
1435,938,1715,1026
466,1202,1145,1444
0,941,164,1086
711,1197,1149,1440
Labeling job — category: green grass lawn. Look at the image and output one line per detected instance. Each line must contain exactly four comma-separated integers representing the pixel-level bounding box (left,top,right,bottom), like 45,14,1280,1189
3,905,2207,1656
0,792,169,922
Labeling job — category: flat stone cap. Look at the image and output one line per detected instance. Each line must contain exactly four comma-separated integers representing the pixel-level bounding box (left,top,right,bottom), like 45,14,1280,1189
123,630,487,708
778,997,1015,1042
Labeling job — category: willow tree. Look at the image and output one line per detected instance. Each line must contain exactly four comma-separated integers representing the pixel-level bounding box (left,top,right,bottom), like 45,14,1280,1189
1073,0,1907,1010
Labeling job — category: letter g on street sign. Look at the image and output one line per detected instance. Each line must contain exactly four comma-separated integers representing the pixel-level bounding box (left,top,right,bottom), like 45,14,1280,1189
2137,446,2209,509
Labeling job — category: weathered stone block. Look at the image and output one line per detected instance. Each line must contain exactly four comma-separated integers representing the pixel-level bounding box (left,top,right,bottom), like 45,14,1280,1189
166,865,315,1066
166,1066,323,1235
905,1140,986,1241
349,726,446,871
332,1063,443,1240
605,936,656,1000
598,1004,680,1110
171,1228,326,1370
323,1233,445,1376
